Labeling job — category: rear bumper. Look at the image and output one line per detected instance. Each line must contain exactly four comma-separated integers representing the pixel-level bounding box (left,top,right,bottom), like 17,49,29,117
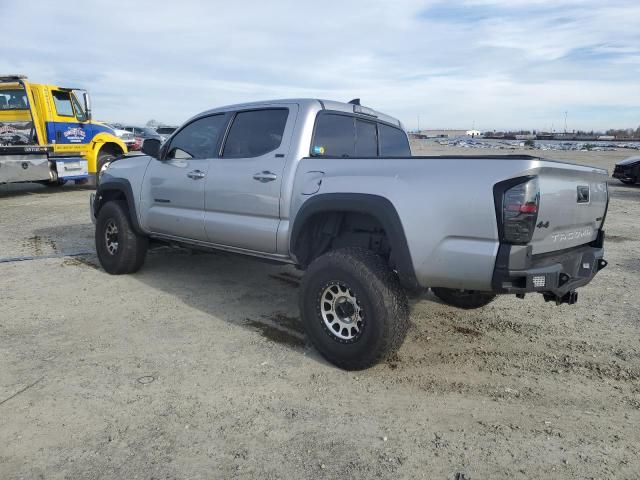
492,234,607,298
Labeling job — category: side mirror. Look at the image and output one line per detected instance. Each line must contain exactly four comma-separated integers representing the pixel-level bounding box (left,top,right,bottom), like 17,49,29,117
142,138,161,158
82,91,92,121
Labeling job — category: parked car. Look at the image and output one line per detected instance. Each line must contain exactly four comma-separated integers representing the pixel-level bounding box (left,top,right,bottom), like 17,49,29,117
122,125,163,142
612,156,640,185
91,98,609,370
102,123,136,150
155,126,177,140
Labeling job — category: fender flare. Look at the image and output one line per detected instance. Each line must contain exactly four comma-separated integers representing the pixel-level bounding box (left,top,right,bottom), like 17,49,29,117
290,193,418,290
88,133,128,173
94,177,143,234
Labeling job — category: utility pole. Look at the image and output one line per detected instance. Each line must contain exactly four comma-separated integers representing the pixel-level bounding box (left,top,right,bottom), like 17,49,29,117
417,114,420,132
564,111,568,133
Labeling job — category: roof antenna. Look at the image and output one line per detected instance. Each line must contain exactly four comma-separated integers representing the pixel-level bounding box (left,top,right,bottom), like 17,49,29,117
348,98,361,105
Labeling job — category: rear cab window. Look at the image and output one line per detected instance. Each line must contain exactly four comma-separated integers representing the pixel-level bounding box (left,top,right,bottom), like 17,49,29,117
311,112,410,158
379,123,411,156
0,88,28,110
356,119,377,156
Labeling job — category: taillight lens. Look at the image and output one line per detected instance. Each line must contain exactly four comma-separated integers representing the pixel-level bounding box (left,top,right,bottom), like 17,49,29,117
502,177,539,244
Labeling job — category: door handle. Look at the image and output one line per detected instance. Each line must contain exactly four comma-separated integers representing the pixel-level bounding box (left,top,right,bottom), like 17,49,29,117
252,171,277,183
187,170,206,180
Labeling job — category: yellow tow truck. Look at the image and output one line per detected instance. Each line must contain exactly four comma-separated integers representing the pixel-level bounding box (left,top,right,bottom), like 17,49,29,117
0,74,127,185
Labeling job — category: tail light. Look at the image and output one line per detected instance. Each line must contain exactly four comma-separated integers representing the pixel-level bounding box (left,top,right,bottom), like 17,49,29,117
496,176,539,244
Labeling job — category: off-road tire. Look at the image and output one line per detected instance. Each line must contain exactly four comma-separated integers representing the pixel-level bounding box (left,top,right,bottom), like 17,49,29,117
300,247,409,370
431,287,496,309
96,200,147,274
97,151,116,183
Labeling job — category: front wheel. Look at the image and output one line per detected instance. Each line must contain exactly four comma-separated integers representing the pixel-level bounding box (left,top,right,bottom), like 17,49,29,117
97,150,118,183
300,248,409,370
431,287,496,309
95,200,148,274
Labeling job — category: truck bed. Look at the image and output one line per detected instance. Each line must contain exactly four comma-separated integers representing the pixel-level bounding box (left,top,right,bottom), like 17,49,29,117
291,154,608,291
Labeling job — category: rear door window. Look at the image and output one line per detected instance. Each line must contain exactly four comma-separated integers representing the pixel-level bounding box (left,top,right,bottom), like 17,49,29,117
166,114,228,159
312,113,355,157
379,124,411,156
355,119,377,156
222,109,289,158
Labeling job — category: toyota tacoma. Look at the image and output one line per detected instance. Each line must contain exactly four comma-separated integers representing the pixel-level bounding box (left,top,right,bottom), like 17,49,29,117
91,99,609,370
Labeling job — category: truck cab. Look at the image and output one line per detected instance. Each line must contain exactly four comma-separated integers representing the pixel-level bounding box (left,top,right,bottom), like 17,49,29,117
0,74,127,185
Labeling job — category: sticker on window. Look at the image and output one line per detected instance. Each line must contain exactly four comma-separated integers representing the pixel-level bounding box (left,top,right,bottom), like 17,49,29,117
312,145,325,156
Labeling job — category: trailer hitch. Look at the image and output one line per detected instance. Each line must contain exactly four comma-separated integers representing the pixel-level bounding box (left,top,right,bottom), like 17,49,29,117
543,291,578,306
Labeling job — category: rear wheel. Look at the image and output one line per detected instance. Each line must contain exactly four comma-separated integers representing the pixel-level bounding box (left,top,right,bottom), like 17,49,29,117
95,200,147,274
300,248,409,370
432,287,496,309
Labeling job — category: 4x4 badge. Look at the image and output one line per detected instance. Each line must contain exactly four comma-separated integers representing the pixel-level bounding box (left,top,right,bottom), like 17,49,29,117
536,221,549,228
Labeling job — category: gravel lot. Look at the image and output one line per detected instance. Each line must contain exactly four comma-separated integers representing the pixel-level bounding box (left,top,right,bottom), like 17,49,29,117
1,148,639,479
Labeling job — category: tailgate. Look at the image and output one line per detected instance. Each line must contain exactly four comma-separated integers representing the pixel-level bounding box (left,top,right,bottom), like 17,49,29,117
531,163,608,254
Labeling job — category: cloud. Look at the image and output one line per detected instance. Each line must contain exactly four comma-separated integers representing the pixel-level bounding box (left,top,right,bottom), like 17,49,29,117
1,0,638,130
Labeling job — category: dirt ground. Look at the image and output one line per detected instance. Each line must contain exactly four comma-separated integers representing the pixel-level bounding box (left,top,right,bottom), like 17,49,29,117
1,147,639,479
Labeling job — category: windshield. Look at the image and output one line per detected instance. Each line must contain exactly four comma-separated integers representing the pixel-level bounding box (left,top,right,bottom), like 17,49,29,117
141,127,158,135
0,88,29,110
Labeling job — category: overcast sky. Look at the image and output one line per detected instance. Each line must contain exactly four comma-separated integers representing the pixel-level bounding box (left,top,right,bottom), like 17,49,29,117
2,0,639,131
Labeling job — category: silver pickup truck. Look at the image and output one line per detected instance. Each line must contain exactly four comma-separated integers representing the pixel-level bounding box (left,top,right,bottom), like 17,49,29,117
91,99,609,370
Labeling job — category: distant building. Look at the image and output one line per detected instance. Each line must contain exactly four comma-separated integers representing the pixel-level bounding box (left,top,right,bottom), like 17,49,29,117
466,129,481,137
418,129,470,138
